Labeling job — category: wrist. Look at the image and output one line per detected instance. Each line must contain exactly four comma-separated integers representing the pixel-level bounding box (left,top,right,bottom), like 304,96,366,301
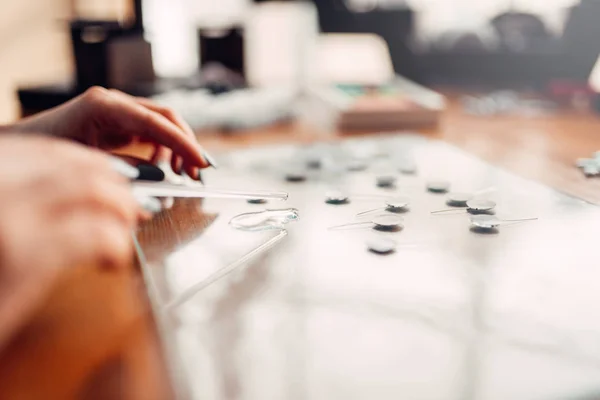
0,124,20,133
0,107,67,138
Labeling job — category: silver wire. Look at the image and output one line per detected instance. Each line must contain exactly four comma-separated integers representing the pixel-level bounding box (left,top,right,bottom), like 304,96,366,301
164,230,288,310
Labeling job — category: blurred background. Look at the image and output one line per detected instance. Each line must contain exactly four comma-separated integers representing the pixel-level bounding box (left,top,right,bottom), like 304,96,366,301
4,0,600,127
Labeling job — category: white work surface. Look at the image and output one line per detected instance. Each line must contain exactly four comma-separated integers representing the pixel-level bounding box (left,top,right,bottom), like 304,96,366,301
138,134,600,400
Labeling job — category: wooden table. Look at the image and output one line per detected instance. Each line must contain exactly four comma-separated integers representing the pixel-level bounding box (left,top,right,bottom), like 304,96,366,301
2,98,600,399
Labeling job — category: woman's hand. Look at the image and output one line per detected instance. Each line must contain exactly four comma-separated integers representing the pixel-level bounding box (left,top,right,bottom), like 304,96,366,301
0,135,144,347
8,87,214,180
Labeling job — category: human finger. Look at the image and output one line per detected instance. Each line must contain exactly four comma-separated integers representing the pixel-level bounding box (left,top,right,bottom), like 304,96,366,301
82,87,208,169
53,210,134,269
137,102,204,180
90,213,134,269
171,154,183,176
44,174,140,227
150,143,170,165
111,91,209,180
42,139,135,183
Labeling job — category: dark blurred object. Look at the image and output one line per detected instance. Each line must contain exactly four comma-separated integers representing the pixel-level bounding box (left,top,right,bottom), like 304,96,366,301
192,26,247,94
420,11,557,88
186,62,246,95
71,19,154,91
18,79,184,118
18,0,157,116
417,52,563,89
199,27,245,80
491,12,553,53
119,155,166,182
310,0,418,81
561,0,600,82
132,0,144,31
18,84,79,117
418,0,600,89
431,28,498,53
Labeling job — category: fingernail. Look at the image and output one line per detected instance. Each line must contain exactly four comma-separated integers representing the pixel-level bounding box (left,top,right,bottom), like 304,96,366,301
202,150,219,169
135,195,162,214
109,156,140,180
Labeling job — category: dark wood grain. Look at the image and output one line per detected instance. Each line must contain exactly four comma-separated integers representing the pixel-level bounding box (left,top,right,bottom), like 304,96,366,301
2,96,600,399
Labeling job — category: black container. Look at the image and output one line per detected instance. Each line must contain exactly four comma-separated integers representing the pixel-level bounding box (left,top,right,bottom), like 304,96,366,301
70,19,152,91
198,26,245,79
